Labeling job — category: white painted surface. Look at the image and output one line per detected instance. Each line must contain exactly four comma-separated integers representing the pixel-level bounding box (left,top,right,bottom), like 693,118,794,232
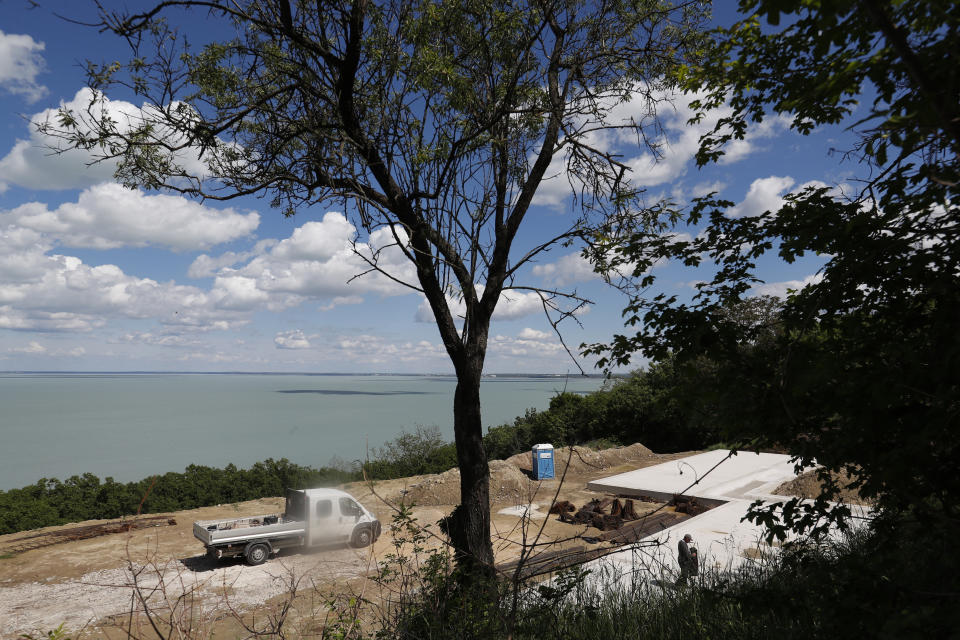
586,449,799,502
580,450,871,591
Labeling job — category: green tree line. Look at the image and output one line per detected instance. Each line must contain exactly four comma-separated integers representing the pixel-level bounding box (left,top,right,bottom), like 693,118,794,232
0,459,358,536
483,359,719,461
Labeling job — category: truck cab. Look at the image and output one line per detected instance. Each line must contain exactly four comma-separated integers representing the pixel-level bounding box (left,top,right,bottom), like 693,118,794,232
290,488,380,548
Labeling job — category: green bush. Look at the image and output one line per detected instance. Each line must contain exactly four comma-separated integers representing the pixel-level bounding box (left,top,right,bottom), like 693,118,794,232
363,425,460,480
483,361,720,460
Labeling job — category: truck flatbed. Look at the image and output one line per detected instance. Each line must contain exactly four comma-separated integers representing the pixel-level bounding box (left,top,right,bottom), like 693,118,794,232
193,514,305,547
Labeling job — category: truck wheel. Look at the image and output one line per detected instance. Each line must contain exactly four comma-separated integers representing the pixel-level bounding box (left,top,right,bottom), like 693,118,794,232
245,543,270,566
351,526,372,548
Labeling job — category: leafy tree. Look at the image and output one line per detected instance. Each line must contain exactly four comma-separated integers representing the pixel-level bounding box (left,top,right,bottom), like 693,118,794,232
49,0,708,573
482,364,719,458
363,425,459,479
587,0,959,539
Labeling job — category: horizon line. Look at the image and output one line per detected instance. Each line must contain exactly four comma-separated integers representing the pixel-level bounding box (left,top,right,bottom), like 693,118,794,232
0,370,614,377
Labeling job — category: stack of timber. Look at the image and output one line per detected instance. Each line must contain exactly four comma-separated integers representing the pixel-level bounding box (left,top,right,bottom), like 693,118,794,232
598,510,685,544
497,544,610,580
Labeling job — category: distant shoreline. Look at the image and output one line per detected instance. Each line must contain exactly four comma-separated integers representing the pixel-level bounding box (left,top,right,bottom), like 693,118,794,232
0,370,616,378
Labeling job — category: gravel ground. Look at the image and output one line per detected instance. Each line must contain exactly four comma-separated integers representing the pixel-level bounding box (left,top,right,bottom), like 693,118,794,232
0,546,373,638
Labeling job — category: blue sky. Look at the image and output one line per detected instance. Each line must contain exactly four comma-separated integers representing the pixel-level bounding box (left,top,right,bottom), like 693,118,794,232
0,2,855,373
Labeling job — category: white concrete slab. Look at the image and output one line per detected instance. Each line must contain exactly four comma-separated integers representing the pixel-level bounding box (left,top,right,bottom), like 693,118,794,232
577,450,872,592
582,500,780,592
586,449,798,502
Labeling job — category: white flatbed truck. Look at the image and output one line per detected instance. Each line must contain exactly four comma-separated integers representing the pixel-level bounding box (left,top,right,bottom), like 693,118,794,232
193,488,381,565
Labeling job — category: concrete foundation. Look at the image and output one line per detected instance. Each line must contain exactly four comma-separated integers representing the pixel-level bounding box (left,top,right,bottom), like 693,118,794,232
579,449,871,591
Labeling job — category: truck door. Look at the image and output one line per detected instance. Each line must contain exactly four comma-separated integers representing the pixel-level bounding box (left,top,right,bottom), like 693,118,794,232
308,498,338,546
333,497,362,542
338,496,364,542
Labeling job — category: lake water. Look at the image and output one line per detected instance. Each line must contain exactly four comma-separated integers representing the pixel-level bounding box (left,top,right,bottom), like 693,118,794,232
0,373,606,490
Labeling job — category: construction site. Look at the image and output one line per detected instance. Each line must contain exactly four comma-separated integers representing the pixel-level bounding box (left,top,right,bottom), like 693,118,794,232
0,443,869,638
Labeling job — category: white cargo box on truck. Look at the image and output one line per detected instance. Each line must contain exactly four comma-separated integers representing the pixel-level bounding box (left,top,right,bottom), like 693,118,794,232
194,488,381,565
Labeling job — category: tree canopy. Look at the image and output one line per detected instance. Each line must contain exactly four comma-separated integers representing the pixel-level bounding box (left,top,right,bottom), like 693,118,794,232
587,0,959,539
49,0,709,573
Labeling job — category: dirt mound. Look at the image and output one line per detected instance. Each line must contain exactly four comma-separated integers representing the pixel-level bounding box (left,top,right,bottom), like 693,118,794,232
401,459,534,507
508,443,657,475
773,468,873,506
354,442,663,508
505,446,606,475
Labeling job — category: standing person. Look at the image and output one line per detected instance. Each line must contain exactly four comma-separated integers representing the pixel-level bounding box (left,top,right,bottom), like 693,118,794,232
676,533,697,585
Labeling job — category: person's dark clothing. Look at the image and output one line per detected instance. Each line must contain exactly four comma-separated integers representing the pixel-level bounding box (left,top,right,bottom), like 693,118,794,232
676,538,698,585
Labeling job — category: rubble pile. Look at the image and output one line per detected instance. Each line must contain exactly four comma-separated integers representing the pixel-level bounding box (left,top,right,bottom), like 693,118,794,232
671,494,709,516
552,497,645,532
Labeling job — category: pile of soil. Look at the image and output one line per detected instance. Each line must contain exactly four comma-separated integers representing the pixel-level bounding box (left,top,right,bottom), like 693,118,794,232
399,459,533,506
346,443,665,510
773,468,873,505
506,442,656,475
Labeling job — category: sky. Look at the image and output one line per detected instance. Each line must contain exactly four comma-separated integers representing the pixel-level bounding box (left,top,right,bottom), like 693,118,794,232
0,1,857,374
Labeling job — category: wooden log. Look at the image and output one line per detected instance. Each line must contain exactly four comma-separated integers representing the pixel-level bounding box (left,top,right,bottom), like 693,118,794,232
497,544,610,580
573,509,595,524
549,500,575,514
598,511,686,544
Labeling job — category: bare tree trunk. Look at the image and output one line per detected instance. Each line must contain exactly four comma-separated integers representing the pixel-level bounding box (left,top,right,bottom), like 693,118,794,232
446,351,495,575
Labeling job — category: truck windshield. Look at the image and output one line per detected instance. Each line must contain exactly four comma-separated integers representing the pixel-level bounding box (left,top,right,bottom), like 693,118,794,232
284,490,305,521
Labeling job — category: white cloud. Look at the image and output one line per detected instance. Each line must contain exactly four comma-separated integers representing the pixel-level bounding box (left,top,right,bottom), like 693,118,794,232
517,328,551,340
0,30,47,102
275,329,311,350
689,180,727,199
534,239,678,287
8,340,46,354
188,240,277,278
533,90,789,208
532,252,597,286
717,114,793,165
319,295,364,311
0,223,249,333
752,273,823,298
210,212,416,310
415,287,550,323
0,210,418,338
5,183,259,251
728,176,796,218
332,334,447,365
116,332,203,348
0,88,214,191
489,333,566,357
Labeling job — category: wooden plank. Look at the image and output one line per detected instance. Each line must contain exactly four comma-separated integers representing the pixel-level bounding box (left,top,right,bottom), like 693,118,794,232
598,511,685,544
497,545,609,580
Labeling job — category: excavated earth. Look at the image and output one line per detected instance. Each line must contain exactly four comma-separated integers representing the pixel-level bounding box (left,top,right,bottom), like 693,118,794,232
1,443,827,638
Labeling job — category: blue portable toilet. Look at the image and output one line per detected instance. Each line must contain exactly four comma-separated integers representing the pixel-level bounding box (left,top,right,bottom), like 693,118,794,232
532,443,555,480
